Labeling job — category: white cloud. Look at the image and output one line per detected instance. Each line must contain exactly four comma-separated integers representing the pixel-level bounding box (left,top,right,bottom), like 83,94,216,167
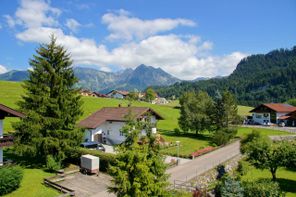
5,0,60,28
102,9,196,41
65,18,81,32
0,64,8,74
8,1,247,80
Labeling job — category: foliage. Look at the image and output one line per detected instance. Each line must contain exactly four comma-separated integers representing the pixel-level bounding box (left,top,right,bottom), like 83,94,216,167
145,87,157,102
126,91,139,101
179,91,214,134
108,116,169,196
242,179,283,197
237,160,250,176
241,135,296,180
154,46,296,106
13,35,83,164
0,166,23,195
216,175,244,197
46,155,61,172
173,128,181,135
212,127,237,146
212,91,238,130
286,98,296,107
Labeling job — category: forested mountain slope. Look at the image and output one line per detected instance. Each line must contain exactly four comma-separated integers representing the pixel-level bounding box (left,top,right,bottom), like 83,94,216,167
155,46,296,106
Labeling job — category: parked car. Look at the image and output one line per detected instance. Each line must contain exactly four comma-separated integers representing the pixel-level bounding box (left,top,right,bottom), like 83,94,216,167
80,142,106,152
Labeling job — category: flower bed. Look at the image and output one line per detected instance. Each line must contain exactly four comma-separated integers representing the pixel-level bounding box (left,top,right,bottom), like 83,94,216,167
191,146,216,159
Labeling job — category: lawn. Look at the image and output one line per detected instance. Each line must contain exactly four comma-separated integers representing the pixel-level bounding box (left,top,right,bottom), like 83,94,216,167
241,163,296,197
4,168,59,197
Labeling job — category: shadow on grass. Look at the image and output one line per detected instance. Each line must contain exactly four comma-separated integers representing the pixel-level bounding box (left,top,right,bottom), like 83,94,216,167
159,129,213,141
277,178,296,194
4,147,44,169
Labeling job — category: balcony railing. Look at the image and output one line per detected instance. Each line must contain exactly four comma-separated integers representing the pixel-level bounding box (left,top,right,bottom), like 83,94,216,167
0,135,14,147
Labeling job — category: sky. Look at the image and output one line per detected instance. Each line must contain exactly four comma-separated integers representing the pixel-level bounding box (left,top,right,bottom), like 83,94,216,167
0,0,295,80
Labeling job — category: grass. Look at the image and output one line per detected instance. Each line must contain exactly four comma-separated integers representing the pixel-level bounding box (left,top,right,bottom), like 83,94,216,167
4,168,59,197
241,163,296,197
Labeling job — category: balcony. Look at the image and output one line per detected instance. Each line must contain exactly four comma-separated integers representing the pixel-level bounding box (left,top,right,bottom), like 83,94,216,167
0,135,14,147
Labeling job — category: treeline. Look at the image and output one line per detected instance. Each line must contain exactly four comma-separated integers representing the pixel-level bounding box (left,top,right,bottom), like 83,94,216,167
154,46,296,106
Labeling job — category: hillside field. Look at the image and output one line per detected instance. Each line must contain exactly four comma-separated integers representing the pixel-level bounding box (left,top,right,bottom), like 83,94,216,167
0,80,290,155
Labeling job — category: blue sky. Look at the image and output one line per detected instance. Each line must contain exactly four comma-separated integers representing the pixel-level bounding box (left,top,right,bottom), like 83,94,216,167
0,0,295,79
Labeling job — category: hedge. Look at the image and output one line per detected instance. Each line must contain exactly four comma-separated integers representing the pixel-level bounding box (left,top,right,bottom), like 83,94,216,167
242,179,282,197
66,148,116,172
0,165,23,195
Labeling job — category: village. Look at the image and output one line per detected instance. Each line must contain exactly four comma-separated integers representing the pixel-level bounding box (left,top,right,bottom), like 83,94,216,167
0,1,296,197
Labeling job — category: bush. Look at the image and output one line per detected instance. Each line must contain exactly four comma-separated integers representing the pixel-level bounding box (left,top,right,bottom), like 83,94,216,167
242,179,283,197
212,127,237,146
46,155,61,172
215,175,244,197
66,147,116,172
173,128,181,135
237,160,250,176
0,165,23,195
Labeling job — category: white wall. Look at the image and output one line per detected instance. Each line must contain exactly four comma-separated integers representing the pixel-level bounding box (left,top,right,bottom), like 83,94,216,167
0,119,3,138
252,113,270,125
84,115,158,145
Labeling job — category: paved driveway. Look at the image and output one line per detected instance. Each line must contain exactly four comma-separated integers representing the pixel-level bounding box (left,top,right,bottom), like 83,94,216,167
167,141,241,183
58,173,115,197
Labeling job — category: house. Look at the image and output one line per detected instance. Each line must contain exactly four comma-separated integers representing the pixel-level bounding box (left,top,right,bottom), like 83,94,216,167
79,106,163,145
93,92,107,98
106,90,129,99
0,104,24,166
250,103,296,125
152,97,169,105
80,89,97,97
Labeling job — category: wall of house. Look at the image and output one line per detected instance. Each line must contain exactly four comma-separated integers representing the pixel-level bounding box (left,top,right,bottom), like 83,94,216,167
276,113,288,124
84,115,158,145
0,119,3,137
252,113,271,125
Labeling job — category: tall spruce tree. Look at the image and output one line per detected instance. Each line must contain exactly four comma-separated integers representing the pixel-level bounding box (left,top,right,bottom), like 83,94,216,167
13,35,83,164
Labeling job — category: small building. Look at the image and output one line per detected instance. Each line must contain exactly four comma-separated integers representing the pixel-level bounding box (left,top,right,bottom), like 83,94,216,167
79,107,163,145
152,97,169,105
278,110,296,127
0,104,24,165
106,90,129,99
80,89,97,97
250,103,296,125
93,92,107,98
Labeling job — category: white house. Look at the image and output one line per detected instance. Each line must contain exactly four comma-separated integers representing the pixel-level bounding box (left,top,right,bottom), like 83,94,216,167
79,107,163,145
250,103,296,125
106,90,129,99
0,104,24,166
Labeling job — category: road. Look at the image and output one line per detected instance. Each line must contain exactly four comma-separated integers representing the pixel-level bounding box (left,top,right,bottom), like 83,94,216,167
167,140,241,183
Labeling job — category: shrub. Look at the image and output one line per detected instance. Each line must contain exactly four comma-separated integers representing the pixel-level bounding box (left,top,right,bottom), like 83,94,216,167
0,165,23,195
46,155,61,172
66,147,116,172
242,179,283,197
173,128,181,135
215,175,244,197
237,160,250,176
212,127,237,146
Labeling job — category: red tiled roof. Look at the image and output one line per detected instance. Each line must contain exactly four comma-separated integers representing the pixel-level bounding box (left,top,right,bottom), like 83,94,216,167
278,115,290,120
79,107,163,129
106,90,129,96
0,104,25,118
250,103,296,113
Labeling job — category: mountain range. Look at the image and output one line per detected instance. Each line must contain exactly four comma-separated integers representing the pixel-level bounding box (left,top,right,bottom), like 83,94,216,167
0,64,180,92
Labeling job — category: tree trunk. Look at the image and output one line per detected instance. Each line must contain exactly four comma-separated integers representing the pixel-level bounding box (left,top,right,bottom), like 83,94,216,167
271,168,277,181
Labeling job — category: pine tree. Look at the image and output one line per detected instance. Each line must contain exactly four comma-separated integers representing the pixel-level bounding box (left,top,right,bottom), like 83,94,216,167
13,35,83,164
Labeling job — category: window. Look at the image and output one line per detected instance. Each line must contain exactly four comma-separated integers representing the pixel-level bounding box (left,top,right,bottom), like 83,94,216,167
107,130,110,135
119,131,124,136
255,114,262,118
